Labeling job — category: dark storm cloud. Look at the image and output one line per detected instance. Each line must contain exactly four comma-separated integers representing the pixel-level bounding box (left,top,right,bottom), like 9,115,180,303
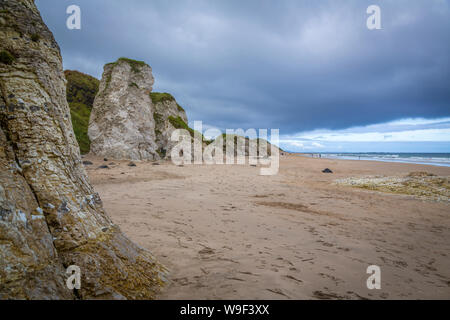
36,0,450,134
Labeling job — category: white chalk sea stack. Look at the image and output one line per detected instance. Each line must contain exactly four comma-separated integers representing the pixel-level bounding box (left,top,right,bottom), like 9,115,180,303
88,58,159,160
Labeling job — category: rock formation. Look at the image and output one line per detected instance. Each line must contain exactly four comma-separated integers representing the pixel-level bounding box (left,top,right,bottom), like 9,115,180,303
88,56,201,161
0,0,166,299
220,134,281,157
151,92,191,159
88,58,159,160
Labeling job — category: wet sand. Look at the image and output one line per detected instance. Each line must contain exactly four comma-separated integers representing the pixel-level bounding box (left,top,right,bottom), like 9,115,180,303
85,154,450,299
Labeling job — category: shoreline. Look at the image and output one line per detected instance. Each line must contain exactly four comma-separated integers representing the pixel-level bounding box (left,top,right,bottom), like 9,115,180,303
86,154,450,299
294,153,450,168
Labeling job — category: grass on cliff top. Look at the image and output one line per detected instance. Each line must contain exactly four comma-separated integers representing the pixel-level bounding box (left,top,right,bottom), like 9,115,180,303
168,116,209,142
106,57,148,73
150,92,185,112
150,92,175,103
64,70,100,154
168,116,194,136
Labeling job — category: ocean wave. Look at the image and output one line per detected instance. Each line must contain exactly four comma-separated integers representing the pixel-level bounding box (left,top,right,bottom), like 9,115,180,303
316,153,450,167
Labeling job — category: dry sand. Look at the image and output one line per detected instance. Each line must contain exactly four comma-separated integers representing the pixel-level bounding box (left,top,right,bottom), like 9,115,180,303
84,154,450,300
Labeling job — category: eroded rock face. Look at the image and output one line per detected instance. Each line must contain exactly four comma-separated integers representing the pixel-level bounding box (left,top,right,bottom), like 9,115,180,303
0,0,166,299
0,128,71,299
151,93,189,159
221,136,281,157
88,59,159,160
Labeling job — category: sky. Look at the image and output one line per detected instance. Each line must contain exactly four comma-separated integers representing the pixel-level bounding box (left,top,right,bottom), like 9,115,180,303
35,0,450,152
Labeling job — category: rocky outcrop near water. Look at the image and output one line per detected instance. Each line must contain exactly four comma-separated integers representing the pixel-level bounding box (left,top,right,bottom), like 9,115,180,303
151,92,191,159
0,0,166,299
89,57,200,161
88,58,160,160
220,135,281,157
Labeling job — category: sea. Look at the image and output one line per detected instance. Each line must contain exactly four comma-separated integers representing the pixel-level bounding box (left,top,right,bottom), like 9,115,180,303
303,153,450,167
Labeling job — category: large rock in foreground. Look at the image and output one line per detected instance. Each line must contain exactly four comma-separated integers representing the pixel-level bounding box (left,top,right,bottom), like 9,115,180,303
0,0,166,299
88,58,159,160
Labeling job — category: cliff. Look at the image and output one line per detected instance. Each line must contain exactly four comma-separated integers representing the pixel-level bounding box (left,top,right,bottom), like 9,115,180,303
89,59,198,161
151,92,192,159
0,0,166,299
88,58,159,160
220,134,281,157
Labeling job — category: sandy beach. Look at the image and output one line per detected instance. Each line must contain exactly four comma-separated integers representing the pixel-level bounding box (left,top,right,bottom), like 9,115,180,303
85,154,450,300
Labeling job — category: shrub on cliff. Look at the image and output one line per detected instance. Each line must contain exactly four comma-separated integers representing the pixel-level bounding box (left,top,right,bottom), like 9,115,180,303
151,92,185,112
64,70,99,154
0,50,15,65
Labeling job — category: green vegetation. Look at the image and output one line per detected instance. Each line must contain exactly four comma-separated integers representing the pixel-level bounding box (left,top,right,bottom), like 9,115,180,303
335,173,450,202
65,70,99,106
130,82,139,89
177,103,185,112
168,116,208,142
168,116,194,136
103,58,148,90
64,70,100,154
105,72,112,91
106,57,148,73
31,33,40,42
156,148,166,158
118,57,147,72
0,50,15,65
70,102,92,155
150,92,175,104
150,92,185,112
153,112,163,127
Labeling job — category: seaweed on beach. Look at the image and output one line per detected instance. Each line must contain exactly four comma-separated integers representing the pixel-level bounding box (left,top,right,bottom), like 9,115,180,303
335,172,450,202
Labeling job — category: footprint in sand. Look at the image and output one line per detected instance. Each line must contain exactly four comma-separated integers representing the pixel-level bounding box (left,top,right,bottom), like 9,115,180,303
312,290,346,300
283,274,303,284
266,288,290,298
198,247,215,256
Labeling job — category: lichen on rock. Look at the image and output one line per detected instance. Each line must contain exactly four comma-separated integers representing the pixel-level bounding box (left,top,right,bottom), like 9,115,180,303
0,0,166,299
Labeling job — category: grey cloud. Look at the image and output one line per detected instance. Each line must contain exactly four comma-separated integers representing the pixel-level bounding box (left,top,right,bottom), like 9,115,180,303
36,0,450,134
